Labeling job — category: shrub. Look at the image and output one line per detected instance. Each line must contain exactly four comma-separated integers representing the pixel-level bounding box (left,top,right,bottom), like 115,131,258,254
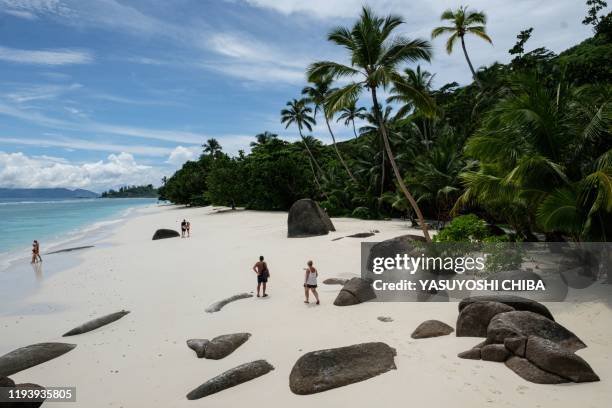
433,214,489,242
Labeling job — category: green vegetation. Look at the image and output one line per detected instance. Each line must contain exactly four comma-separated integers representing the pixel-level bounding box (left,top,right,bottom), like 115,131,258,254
101,184,158,198
159,2,612,243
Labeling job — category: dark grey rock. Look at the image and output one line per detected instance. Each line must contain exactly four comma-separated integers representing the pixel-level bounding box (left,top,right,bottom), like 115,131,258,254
504,336,527,357
411,320,454,339
525,336,599,382
0,376,15,387
347,232,375,238
377,316,393,323
8,383,46,408
0,343,76,377
487,311,586,352
63,310,130,336
205,293,253,313
365,234,425,272
186,360,274,400
456,301,515,337
323,278,348,285
289,342,396,395
458,348,481,360
46,245,94,255
459,295,554,321
333,278,376,306
287,199,335,237
187,333,251,360
152,229,180,240
481,344,511,362
505,356,569,384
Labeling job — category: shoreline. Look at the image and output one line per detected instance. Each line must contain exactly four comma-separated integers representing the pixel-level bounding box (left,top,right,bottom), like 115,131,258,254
0,206,610,407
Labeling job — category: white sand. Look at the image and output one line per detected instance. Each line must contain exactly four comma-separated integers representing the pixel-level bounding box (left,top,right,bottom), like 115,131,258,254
1,205,610,408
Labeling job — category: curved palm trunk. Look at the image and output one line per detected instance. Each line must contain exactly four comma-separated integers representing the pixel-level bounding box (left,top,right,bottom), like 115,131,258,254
380,138,386,197
307,156,328,199
298,127,325,176
324,114,359,185
352,119,358,138
460,36,482,89
370,87,432,242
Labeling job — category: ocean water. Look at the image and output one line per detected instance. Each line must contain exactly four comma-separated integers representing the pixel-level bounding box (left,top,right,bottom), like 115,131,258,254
0,197,158,267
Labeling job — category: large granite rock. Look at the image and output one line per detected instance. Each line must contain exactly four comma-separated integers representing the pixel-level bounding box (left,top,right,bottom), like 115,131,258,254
63,310,130,336
411,320,454,339
365,234,425,272
504,336,527,357
0,343,76,377
505,356,569,384
333,278,376,306
456,301,515,337
186,360,274,400
487,311,586,352
187,333,251,360
481,344,511,362
0,376,15,387
287,199,335,237
459,295,554,321
289,342,396,395
152,229,180,240
524,336,599,382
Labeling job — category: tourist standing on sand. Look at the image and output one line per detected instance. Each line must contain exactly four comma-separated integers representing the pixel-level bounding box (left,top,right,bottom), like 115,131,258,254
186,221,191,237
303,260,320,304
181,219,187,238
31,240,42,264
252,255,270,297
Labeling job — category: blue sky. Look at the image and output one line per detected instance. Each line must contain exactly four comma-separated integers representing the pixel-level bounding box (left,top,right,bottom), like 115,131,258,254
0,0,595,192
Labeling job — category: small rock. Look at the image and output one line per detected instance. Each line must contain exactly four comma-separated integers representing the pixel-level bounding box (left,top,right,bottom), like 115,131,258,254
458,348,481,360
187,333,251,360
333,278,376,306
63,310,130,336
411,320,454,339
0,343,77,377
377,316,393,323
323,278,348,285
152,229,180,240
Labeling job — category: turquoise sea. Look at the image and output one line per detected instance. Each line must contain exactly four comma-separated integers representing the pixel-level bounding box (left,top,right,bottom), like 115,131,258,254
0,197,158,267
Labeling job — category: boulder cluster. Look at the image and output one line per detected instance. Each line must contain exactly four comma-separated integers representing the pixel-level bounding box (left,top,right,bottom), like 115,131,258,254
455,295,599,384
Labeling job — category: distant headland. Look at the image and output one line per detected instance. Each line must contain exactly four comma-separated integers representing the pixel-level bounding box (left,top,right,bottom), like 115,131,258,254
0,188,99,199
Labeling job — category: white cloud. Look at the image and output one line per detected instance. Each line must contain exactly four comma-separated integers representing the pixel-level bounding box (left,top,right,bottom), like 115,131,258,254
0,46,93,65
166,145,200,165
0,0,71,19
5,83,82,103
0,151,161,191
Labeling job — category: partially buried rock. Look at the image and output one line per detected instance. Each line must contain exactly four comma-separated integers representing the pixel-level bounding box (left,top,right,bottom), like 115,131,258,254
377,316,393,323
456,301,515,337
206,293,253,313
323,278,348,285
458,348,481,360
347,232,375,238
289,342,396,395
0,343,76,377
63,310,130,336
459,295,554,321
524,336,599,382
481,344,510,362
187,333,251,360
333,278,376,306
487,311,586,352
152,229,180,240
186,360,274,400
505,356,569,384
411,320,454,339
0,376,15,387
287,199,335,238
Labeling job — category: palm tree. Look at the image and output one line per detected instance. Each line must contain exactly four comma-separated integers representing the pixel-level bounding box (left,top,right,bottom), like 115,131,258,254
202,138,222,156
431,6,492,88
250,131,278,148
302,77,359,184
280,98,323,175
337,102,367,138
387,65,436,119
307,6,434,241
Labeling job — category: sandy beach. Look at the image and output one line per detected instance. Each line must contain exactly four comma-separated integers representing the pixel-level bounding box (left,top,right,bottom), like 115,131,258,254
1,205,610,407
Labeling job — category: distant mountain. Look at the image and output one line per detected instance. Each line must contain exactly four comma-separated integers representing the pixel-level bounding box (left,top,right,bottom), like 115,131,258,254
0,188,99,199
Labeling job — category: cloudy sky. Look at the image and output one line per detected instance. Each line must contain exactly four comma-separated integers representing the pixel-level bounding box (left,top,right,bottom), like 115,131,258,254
0,0,595,192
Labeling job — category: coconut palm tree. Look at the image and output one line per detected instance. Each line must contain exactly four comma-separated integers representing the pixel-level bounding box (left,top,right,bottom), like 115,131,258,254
250,131,278,148
280,98,324,175
307,6,434,241
202,138,222,156
431,6,492,88
302,77,358,184
337,102,367,138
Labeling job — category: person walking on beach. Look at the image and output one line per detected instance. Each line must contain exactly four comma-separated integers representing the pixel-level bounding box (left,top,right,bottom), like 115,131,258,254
31,240,42,264
181,219,187,238
252,255,270,297
303,260,319,304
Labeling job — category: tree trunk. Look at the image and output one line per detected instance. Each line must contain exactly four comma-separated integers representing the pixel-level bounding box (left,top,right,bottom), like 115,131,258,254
380,141,386,198
461,36,482,89
324,114,359,185
370,87,432,242
352,120,358,138
307,156,328,200
298,127,325,176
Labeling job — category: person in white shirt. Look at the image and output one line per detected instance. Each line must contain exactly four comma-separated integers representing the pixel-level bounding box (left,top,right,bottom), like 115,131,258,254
303,260,320,305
